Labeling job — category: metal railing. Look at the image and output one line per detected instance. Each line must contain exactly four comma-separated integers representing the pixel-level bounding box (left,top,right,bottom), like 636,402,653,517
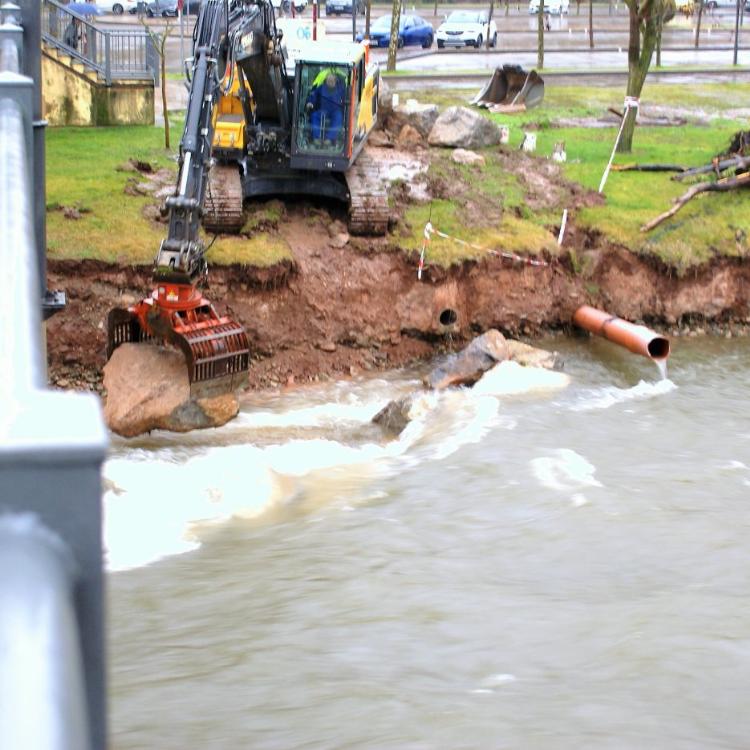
41,0,158,84
0,0,108,748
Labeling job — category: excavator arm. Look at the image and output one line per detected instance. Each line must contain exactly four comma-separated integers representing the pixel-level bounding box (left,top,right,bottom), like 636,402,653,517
106,0,261,396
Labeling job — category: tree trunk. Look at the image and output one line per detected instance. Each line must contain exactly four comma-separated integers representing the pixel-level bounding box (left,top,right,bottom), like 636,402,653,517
486,0,495,48
366,0,371,37
589,0,594,47
506,0,510,17
656,17,662,65
618,1,659,153
695,0,704,47
537,4,544,68
386,0,402,71
433,0,438,20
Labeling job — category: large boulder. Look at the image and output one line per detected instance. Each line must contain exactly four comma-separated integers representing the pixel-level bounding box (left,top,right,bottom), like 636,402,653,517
373,332,564,436
103,343,240,438
425,329,509,390
428,106,503,149
388,100,440,138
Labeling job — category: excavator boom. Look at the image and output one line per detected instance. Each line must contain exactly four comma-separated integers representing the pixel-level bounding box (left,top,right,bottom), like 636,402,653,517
107,0,253,396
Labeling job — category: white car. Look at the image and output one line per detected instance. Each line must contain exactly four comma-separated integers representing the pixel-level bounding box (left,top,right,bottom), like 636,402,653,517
436,10,498,49
93,0,140,14
528,0,570,14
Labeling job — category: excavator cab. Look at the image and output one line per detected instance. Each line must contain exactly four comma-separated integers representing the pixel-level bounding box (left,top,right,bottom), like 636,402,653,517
290,42,379,173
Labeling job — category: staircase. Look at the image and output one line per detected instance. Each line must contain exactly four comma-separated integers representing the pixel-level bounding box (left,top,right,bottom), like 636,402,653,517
41,0,159,125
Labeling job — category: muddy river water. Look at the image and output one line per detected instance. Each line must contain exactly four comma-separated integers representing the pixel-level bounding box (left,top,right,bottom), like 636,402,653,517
107,334,750,749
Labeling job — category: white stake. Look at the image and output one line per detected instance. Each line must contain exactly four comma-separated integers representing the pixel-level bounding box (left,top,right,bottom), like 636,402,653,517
558,208,568,246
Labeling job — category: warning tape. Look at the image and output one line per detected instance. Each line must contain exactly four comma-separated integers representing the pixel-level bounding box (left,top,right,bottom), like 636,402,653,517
418,221,549,278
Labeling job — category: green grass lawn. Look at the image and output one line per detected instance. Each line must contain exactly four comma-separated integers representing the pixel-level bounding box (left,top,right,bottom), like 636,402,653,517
46,80,750,274
46,123,291,267
396,80,750,272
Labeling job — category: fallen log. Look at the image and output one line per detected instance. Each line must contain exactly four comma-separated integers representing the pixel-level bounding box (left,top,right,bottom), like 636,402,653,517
673,154,750,181
612,163,687,173
641,171,750,232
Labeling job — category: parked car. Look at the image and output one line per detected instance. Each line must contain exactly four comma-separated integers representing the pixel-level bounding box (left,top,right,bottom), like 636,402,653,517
357,13,433,48
138,0,201,16
528,0,569,13
436,10,497,49
272,0,308,15
704,0,738,8
93,0,139,14
325,0,364,15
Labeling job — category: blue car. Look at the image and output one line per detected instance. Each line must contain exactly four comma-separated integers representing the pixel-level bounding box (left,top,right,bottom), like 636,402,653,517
357,13,434,49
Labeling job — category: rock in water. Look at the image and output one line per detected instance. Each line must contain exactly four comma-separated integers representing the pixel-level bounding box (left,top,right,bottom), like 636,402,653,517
505,340,563,370
425,329,509,390
103,343,239,437
372,394,416,436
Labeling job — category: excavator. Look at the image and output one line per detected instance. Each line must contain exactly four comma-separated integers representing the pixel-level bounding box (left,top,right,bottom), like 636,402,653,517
107,0,384,396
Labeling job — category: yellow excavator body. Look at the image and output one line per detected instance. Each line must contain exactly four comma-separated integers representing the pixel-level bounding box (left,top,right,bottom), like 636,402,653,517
212,66,248,151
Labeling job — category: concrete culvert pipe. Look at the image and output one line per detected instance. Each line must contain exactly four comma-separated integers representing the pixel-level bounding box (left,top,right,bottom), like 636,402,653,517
573,305,670,361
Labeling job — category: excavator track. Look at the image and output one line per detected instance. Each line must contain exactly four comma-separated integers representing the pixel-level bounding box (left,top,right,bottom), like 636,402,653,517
203,164,244,234
346,152,390,236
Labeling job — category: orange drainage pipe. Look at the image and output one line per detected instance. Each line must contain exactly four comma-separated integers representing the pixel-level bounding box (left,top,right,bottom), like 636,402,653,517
573,305,670,361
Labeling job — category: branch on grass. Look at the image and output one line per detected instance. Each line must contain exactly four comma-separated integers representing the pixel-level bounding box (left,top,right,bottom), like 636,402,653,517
641,171,750,232
612,163,687,173
673,154,750,182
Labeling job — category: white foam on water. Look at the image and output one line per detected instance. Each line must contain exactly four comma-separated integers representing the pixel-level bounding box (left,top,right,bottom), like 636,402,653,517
426,392,502,462
103,367,574,571
103,399,431,571
103,445,280,571
472,360,570,397
568,377,676,412
235,400,385,430
530,448,603,494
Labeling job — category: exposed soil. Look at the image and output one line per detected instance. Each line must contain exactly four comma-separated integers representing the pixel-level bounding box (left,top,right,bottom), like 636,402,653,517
45,142,750,395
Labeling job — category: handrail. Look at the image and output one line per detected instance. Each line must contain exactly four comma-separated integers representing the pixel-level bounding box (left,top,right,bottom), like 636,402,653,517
0,516,90,750
41,0,157,84
0,2,108,748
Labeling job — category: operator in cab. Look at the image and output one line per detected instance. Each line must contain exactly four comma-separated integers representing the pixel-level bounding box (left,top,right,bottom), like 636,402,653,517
305,68,347,147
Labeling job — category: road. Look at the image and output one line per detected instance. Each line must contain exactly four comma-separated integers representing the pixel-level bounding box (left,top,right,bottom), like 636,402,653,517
99,1,749,69
97,2,747,115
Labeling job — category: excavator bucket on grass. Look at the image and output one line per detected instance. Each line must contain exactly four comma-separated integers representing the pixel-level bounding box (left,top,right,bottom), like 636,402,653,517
107,289,250,399
470,65,545,113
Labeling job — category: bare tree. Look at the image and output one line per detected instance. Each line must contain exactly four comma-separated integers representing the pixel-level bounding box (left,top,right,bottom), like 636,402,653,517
694,0,705,47
142,19,174,149
537,4,545,68
616,0,675,152
386,0,402,71
366,0,371,38
589,0,594,47
655,12,662,64
486,0,495,48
